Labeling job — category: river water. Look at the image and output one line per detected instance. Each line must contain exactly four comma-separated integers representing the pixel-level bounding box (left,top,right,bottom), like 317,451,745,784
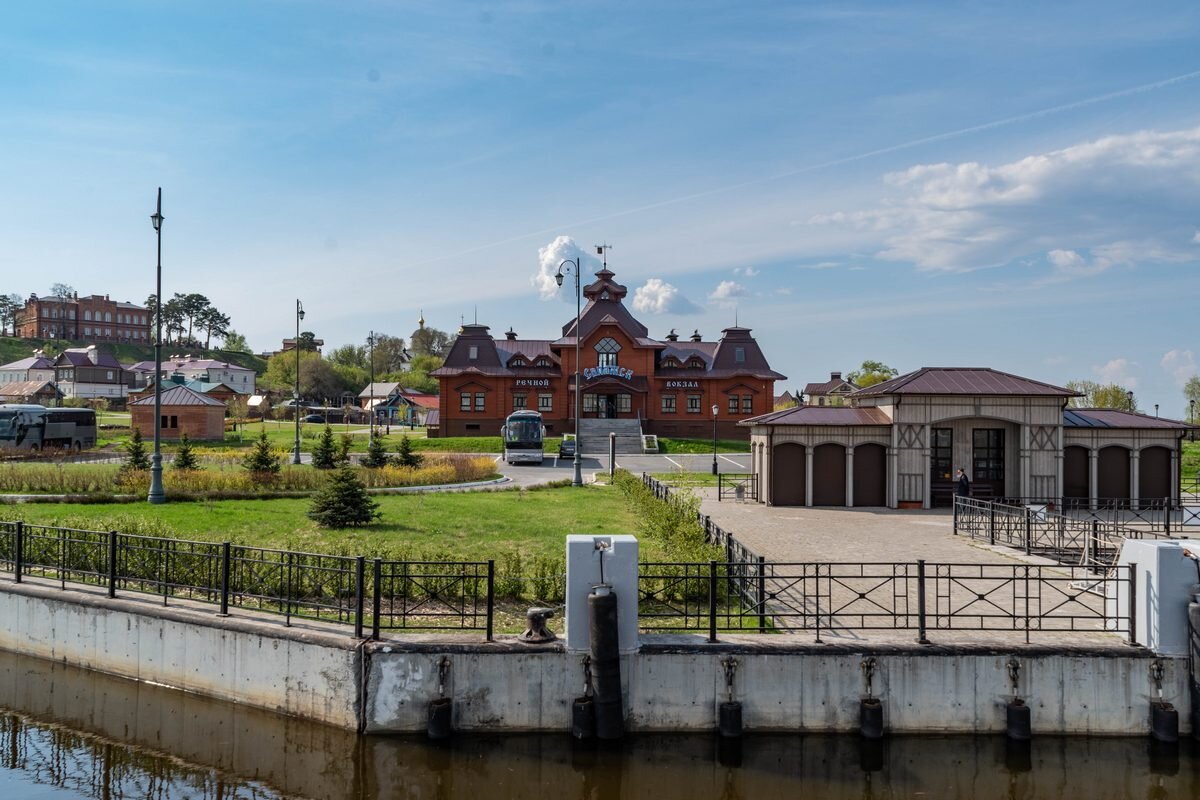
1,648,1197,799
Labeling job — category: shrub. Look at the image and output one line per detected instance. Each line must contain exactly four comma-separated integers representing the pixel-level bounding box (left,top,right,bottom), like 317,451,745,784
312,425,337,469
611,469,720,562
172,433,199,471
363,434,389,468
393,434,423,468
337,434,352,464
307,464,380,527
123,428,150,472
242,431,282,483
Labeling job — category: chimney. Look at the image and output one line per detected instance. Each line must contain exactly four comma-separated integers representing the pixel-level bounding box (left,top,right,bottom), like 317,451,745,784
86,344,98,364
105,294,109,301
690,329,702,343
831,371,842,380
505,328,517,340
665,329,678,342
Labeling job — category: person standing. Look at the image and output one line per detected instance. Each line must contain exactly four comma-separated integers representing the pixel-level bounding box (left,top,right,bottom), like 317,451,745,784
955,467,971,497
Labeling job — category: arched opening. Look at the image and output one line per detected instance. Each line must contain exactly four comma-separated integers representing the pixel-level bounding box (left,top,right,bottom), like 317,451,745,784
853,444,887,507
771,443,806,506
1063,446,1090,501
812,443,847,506
1097,446,1131,503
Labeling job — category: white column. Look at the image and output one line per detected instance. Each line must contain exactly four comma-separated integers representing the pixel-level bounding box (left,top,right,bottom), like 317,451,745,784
1089,448,1099,510
1171,445,1180,508
805,446,814,508
1131,448,1141,506
886,446,896,508
923,423,932,510
1020,424,1031,499
1055,425,1064,502
845,445,855,507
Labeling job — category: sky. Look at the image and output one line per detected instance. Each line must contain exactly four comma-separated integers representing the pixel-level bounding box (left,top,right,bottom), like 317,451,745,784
2,1,1198,416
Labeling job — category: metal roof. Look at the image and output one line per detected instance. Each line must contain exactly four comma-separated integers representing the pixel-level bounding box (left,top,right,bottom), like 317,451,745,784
852,367,1076,397
130,385,225,407
740,405,892,427
1064,408,1197,430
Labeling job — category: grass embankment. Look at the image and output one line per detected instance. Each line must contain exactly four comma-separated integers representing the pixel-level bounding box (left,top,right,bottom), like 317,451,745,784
0,336,266,374
1184,440,1199,487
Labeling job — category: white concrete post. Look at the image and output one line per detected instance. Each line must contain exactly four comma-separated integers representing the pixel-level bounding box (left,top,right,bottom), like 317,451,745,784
1111,539,1200,655
845,445,855,507
1130,448,1140,506
922,423,932,510
804,447,814,507
1089,448,1099,510
565,534,640,654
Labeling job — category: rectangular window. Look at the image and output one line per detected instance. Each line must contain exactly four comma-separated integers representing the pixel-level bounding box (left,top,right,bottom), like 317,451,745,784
468,345,478,360
617,394,631,413
972,429,1005,481
84,327,90,336
931,428,953,482
538,393,553,412
465,423,480,431
474,392,485,411
583,394,596,413
735,347,745,363
169,416,178,429
84,310,92,321
460,393,471,411
728,396,738,415
661,394,677,413
686,395,701,413
512,393,527,410
597,352,618,368
741,396,752,414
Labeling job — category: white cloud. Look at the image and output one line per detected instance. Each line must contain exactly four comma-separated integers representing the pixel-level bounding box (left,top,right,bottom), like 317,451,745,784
532,235,598,301
632,278,699,315
709,280,748,305
733,266,759,277
797,261,841,270
1161,349,1197,385
810,126,1200,274
1193,230,1200,243
1094,357,1139,389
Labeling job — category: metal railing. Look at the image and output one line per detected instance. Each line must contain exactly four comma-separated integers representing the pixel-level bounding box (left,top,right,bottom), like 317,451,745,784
717,472,757,502
637,559,1133,644
0,520,494,640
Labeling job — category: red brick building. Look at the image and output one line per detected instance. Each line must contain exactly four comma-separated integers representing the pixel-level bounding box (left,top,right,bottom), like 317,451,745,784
14,293,150,344
130,385,226,441
430,268,785,441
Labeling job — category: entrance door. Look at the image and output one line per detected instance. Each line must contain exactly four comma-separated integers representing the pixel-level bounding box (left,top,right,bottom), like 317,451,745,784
598,395,617,419
771,443,806,506
853,444,887,506
811,443,847,506
1063,446,1089,501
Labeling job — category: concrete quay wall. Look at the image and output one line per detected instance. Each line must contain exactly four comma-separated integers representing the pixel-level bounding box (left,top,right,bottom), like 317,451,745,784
0,581,1186,736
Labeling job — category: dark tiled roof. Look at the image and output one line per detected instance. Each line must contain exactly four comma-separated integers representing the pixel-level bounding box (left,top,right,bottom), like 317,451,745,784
852,367,1076,397
424,409,440,426
1064,408,1197,430
57,348,122,369
0,356,54,371
0,380,60,398
359,382,401,398
496,339,558,364
741,405,892,427
130,385,225,407
804,377,859,395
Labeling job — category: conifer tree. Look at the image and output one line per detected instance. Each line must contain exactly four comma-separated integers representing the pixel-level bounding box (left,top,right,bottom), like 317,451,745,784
337,433,352,464
242,431,282,479
363,433,390,468
172,432,200,471
394,434,423,468
123,427,150,471
307,464,380,527
312,425,337,469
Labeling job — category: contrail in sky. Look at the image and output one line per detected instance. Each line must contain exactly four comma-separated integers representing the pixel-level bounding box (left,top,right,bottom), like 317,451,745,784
399,68,1200,269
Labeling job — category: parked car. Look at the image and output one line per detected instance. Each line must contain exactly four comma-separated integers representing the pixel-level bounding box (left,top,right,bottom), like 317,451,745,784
301,414,325,423
558,436,576,458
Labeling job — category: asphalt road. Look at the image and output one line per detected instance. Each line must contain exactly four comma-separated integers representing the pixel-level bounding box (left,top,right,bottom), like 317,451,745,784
494,451,751,486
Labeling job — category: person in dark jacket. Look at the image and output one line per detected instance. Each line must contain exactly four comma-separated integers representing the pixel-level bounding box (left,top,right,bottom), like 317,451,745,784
955,468,971,497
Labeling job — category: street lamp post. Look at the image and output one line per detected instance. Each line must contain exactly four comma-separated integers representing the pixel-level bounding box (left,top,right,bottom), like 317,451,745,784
711,403,719,476
1191,400,1196,442
293,299,305,465
367,331,376,448
147,188,166,505
554,259,584,487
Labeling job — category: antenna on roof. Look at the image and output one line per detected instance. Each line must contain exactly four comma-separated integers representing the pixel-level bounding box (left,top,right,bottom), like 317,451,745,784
734,306,738,326
473,305,478,324
595,243,612,269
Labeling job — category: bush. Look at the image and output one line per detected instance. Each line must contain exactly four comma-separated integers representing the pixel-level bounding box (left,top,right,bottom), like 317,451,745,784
307,464,380,527
312,425,337,469
337,434,352,464
123,428,150,472
242,431,282,483
611,469,720,562
172,433,199,471
363,434,389,468
393,434,423,468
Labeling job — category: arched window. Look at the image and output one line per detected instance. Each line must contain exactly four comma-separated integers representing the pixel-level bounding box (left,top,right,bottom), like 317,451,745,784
595,337,621,367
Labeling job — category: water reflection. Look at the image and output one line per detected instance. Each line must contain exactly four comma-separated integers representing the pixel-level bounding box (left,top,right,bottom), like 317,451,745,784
0,649,1197,800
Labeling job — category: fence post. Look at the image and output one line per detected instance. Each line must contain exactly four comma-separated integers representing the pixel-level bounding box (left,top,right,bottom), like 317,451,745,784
916,559,929,644
14,521,24,583
354,556,366,639
107,531,117,599
1024,510,1032,556
1128,562,1138,645
757,556,767,634
989,504,996,547
371,558,382,641
486,559,495,642
952,499,958,535
219,542,231,617
708,560,718,644
813,564,823,644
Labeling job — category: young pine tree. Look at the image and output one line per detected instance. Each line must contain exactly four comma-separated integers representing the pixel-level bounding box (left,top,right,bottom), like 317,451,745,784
307,463,380,528
394,434,423,468
123,427,150,471
172,432,200,471
363,433,390,468
312,425,337,469
337,433,352,464
242,431,282,478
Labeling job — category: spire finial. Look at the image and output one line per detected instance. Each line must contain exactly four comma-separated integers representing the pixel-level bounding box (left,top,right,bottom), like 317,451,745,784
418,309,425,329
595,242,612,270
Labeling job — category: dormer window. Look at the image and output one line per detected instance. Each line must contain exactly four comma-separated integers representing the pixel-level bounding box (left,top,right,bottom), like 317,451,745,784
535,358,551,368
689,358,705,369
511,357,525,367
735,347,745,363
663,358,678,368
601,290,610,300
595,337,621,368
468,346,478,360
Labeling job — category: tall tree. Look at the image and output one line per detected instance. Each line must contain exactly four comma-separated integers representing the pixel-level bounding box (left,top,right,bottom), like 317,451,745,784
410,325,453,358
1183,376,1200,420
371,333,409,374
328,343,368,369
50,283,74,298
297,331,320,352
0,294,21,336
177,293,210,345
221,329,249,353
846,360,898,388
197,306,231,349
1066,380,1138,411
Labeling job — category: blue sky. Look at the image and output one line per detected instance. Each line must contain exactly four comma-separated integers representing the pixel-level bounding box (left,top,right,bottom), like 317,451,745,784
2,1,1199,415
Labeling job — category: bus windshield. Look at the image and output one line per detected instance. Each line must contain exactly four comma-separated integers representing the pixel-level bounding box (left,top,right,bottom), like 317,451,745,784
504,418,542,445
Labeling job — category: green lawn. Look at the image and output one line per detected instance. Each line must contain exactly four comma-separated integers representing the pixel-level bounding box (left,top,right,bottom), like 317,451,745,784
1184,440,1199,488
656,437,749,454
0,483,642,561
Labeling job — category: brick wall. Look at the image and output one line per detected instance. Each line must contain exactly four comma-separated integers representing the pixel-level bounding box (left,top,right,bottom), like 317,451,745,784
131,405,225,441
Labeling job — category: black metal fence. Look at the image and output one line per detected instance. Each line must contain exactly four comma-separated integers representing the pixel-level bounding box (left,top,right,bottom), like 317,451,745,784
0,520,493,640
637,559,1133,644
717,472,757,502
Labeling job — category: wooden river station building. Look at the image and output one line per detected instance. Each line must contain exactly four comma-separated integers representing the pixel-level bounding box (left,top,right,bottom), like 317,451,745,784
431,267,785,451
743,367,1197,509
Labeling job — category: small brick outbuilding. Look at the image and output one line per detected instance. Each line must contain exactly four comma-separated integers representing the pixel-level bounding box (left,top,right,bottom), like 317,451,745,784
130,385,226,441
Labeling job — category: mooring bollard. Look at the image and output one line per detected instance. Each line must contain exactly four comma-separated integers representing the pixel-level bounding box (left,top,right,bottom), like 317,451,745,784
427,657,453,740
589,585,623,740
